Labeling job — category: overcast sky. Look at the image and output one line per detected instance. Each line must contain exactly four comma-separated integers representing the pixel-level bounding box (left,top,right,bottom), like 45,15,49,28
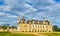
0,0,60,27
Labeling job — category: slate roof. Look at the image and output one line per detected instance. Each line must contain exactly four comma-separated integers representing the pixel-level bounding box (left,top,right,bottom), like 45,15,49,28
26,20,50,25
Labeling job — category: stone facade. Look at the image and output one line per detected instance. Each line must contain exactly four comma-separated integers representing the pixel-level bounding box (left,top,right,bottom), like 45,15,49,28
18,16,53,32
0,16,53,32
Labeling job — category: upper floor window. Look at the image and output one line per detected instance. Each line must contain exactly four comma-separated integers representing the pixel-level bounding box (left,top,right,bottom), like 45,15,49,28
25,25,27,27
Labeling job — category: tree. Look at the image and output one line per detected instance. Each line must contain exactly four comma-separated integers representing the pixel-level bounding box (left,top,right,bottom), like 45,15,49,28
2,25,8,31
9,26,17,29
53,25,58,32
58,28,60,32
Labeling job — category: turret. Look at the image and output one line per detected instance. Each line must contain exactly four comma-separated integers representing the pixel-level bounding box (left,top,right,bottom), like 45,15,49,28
21,16,25,23
18,16,20,24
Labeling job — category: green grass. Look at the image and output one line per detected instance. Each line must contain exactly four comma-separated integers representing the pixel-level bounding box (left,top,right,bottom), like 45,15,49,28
0,32,60,36
39,32,60,36
0,32,36,36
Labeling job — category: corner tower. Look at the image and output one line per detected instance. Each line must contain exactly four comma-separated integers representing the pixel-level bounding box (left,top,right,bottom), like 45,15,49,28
18,16,20,24
21,16,25,23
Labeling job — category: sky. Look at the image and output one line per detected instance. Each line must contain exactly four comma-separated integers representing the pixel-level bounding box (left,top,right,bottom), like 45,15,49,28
0,0,60,27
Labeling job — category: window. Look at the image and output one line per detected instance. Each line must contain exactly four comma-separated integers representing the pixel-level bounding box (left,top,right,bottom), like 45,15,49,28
49,31,51,32
43,26,44,28
26,31,27,32
46,26,47,28
22,31,24,32
29,31,31,32
25,25,27,27
40,26,42,28
33,25,34,27
45,31,46,32
38,26,39,28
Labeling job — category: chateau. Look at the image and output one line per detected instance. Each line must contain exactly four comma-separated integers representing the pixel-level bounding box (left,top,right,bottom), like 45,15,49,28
0,16,53,32
18,16,53,32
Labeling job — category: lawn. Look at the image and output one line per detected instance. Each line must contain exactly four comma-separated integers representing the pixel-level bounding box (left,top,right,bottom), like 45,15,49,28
39,32,60,36
0,32,36,36
0,32,60,36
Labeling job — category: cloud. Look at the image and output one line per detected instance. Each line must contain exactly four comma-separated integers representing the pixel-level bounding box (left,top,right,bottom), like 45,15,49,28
31,0,55,9
0,12,17,18
0,5,10,12
0,12,18,26
0,0,60,27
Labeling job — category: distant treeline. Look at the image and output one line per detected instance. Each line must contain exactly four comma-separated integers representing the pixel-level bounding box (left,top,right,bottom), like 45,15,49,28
53,25,60,32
